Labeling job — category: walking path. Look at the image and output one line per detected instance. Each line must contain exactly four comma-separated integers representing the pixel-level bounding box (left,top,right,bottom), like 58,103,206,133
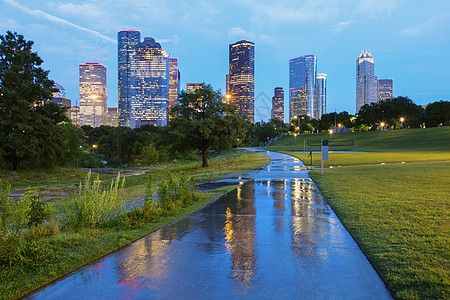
26,149,392,299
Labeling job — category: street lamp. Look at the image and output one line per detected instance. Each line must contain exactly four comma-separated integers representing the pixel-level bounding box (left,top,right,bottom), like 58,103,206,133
329,129,333,142
400,117,405,129
294,133,297,145
380,122,385,139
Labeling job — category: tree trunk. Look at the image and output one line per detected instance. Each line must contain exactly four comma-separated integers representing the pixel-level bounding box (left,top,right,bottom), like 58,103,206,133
202,147,209,167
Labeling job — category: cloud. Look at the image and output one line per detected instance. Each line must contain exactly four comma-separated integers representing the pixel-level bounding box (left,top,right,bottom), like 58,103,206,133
400,12,450,39
228,27,274,44
2,0,115,43
330,20,355,32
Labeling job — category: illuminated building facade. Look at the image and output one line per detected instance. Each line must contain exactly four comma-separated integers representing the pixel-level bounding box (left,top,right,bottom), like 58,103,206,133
229,40,255,123
356,50,378,113
378,79,393,101
289,55,317,120
168,57,180,119
271,87,284,122
315,73,327,119
107,108,118,127
79,63,107,127
118,30,141,127
129,37,169,127
51,83,71,118
186,83,205,93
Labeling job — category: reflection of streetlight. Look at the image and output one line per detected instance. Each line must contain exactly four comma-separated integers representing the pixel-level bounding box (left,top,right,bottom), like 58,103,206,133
380,122,385,139
400,117,405,129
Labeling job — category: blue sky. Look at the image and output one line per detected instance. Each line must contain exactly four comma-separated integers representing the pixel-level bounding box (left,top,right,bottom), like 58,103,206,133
1,0,449,122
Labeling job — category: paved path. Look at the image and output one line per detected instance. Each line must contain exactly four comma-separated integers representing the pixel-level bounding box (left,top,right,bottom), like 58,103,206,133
26,150,392,299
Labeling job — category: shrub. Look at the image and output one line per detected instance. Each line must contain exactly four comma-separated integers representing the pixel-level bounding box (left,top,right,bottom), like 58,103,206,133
64,172,126,230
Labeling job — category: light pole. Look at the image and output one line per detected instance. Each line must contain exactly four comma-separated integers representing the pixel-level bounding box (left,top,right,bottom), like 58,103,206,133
294,133,297,145
329,129,333,143
380,122,385,139
400,117,405,129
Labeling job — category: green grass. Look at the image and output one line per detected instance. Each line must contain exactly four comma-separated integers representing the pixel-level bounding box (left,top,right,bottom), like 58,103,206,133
275,127,450,299
309,162,450,299
0,149,269,299
269,127,450,152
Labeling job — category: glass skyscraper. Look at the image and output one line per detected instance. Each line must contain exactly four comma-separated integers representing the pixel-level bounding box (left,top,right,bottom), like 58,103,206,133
118,30,140,127
79,62,107,127
228,40,255,123
129,37,169,127
356,50,378,113
378,79,393,101
168,57,180,119
315,73,327,119
118,31,169,128
271,87,284,122
289,55,317,121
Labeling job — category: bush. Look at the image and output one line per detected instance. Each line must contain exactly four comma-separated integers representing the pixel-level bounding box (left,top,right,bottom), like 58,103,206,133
77,152,106,168
63,172,126,230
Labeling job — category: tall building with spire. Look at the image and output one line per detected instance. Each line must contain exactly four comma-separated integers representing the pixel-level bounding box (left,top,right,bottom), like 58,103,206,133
228,40,255,123
79,62,107,127
118,30,140,127
271,87,284,122
289,55,317,121
356,50,378,113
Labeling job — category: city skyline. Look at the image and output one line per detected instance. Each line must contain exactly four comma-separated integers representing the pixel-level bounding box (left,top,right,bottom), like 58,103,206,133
1,0,449,122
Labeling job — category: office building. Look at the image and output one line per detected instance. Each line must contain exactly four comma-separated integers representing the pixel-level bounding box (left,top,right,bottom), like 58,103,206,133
168,57,180,118
118,31,169,127
378,79,393,101
70,106,79,126
118,30,141,127
271,87,284,122
186,83,205,94
79,62,107,127
315,73,327,119
51,83,71,118
356,50,378,113
289,55,317,120
229,40,255,123
107,108,118,127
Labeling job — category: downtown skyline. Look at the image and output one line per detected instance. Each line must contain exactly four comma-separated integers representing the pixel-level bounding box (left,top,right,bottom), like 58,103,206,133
1,0,449,122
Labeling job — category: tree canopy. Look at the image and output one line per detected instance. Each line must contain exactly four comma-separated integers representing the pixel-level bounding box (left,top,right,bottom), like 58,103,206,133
168,85,249,167
0,31,81,170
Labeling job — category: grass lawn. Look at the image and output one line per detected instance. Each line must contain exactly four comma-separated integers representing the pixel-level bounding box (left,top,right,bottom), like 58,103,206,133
0,149,269,299
275,127,450,299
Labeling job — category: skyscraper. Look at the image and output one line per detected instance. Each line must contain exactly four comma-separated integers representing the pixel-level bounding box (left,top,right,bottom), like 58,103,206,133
118,30,140,127
229,40,255,123
356,50,378,113
289,55,317,121
129,37,169,127
271,87,284,122
186,83,205,94
378,79,393,101
79,62,107,127
168,57,180,119
315,73,327,119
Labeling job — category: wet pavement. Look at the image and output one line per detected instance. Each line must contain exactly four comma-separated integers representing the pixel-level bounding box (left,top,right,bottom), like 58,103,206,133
26,149,392,299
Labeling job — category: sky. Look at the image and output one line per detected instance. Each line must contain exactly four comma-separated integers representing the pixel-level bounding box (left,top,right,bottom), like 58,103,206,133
1,0,449,122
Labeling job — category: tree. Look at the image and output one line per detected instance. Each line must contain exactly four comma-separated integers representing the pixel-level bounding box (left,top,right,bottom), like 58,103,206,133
169,84,249,167
425,100,450,127
0,31,81,169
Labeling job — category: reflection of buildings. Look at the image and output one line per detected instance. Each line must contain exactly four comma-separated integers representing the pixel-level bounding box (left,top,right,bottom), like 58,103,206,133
271,87,284,122
223,182,257,294
79,62,107,127
228,40,255,123
378,79,393,101
356,50,377,113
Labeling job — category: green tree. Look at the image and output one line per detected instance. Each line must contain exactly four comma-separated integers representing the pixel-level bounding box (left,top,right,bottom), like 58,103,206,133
169,84,249,167
425,100,450,127
0,31,81,169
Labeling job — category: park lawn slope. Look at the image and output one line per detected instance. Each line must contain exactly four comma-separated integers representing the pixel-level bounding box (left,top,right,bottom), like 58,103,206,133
310,161,449,299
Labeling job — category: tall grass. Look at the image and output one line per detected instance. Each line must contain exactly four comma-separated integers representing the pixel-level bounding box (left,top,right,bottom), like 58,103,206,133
64,172,126,230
